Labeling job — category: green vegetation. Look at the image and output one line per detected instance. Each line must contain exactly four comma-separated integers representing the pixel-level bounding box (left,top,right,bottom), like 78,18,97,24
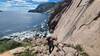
74,44,84,52
14,44,36,56
64,44,89,56
74,45,89,56
14,49,36,56
80,52,89,56
0,39,22,53
0,38,34,53
28,2,56,13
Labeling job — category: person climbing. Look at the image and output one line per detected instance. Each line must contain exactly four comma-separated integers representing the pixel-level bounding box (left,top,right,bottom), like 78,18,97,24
46,36,57,54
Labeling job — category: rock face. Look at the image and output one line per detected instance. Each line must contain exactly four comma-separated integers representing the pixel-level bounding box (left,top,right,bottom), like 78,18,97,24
28,2,56,13
49,0,100,56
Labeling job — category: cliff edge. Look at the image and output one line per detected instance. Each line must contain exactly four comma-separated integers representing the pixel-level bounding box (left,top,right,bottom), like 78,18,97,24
49,0,100,56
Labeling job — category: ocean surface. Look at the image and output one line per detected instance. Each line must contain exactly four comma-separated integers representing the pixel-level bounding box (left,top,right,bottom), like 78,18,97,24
0,11,49,37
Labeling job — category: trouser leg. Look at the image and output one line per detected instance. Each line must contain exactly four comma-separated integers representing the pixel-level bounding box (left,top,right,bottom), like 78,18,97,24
49,46,52,53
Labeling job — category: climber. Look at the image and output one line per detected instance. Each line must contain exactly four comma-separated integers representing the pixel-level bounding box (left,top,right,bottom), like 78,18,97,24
46,36,57,54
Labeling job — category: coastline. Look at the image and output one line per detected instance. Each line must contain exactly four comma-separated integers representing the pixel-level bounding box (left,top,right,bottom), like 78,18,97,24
1,29,51,42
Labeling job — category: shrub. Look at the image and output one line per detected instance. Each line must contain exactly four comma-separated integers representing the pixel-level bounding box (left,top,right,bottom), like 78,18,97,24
80,52,89,56
14,49,36,56
0,39,22,53
74,44,84,52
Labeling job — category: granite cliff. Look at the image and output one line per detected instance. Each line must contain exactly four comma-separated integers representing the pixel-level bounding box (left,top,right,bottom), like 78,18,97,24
49,0,100,56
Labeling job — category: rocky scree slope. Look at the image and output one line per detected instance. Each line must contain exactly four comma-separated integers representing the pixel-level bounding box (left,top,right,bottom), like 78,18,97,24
49,0,100,56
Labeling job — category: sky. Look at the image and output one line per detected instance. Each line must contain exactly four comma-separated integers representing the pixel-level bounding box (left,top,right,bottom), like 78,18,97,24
0,0,61,12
